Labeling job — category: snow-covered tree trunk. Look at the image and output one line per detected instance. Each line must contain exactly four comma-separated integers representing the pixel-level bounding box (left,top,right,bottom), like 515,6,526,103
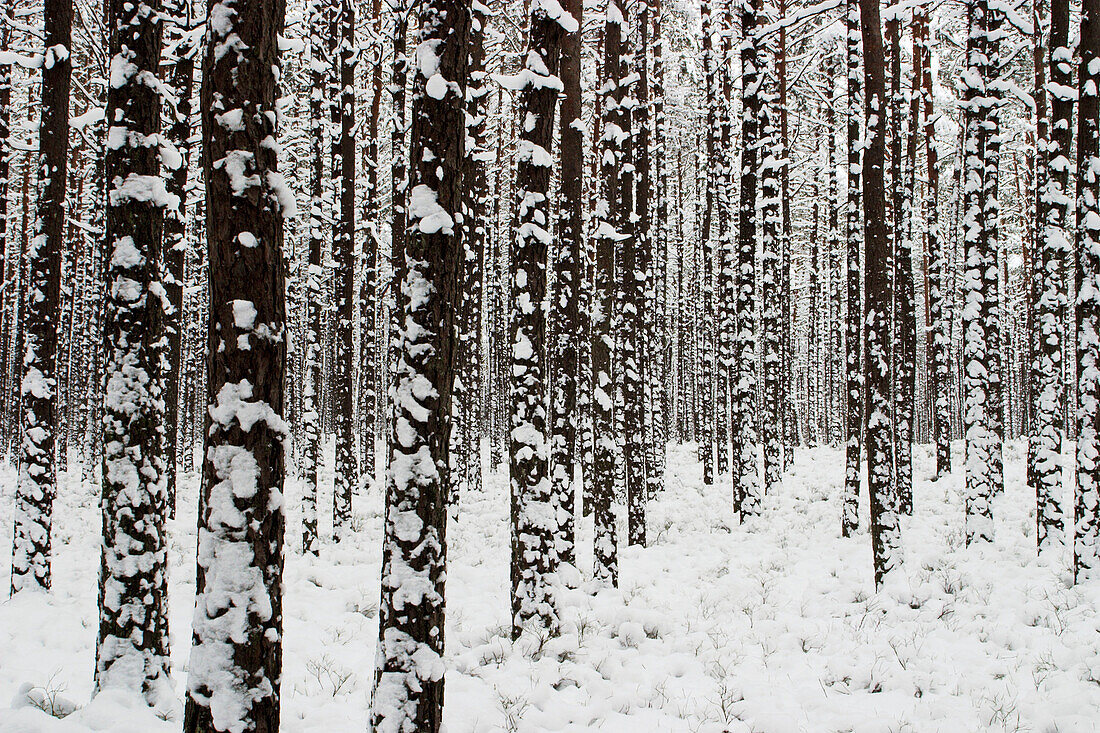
183,0,288,727
550,0,582,570
697,0,715,486
11,0,71,595
508,0,572,637
760,23,782,495
332,0,357,541
861,0,900,586
842,0,862,537
920,4,951,480
162,0,196,516
371,0,468,726
95,0,172,702
301,0,327,555
734,0,761,518
1075,0,1100,581
1031,0,1070,552
591,0,626,587
962,0,1003,544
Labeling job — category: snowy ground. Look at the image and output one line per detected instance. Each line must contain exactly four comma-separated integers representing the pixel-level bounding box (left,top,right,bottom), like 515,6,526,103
2,440,1099,732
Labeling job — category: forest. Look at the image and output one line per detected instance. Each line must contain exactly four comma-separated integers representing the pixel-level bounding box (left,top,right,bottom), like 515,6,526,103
0,0,1099,729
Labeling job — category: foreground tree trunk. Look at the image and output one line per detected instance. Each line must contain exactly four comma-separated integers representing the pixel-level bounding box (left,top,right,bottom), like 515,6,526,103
733,0,761,518
551,0,582,569
1031,0,1071,553
842,0,862,536
860,0,900,586
95,0,171,701
371,0,468,726
183,0,288,728
509,0,572,638
332,0,357,541
1075,0,1100,581
10,0,71,595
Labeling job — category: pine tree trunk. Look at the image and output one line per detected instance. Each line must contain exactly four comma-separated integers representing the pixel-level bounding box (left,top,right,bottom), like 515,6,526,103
183,0,287,726
551,0,582,569
734,0,761,517
842,0,862,536
509,0,570,637
591,0,626,587
1031,0,1070,552
1074,0,1100,580
11,0,71,594
332,0,357,541
96,0,172,699
371,0,468,726
861,0,900,586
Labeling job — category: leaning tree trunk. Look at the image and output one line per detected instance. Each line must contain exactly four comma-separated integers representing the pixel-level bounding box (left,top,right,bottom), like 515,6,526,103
95,0,171,702
11,0,71,595
371,0,469,727
183,0,287,728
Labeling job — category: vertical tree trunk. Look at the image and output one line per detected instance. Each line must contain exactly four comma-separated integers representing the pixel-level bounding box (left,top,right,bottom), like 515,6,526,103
552,0,582,569
95,0,171,700
183,0,287,727
591,0,626,587
734,0,761,517
760,15,782,494
11,0,71,594
1075,0,1100,580
509,0,571,637
861,0,900,586
842,0,862,536
698,0,716,485
371,0,468,726
332,0,357,541
1032,0,1070,552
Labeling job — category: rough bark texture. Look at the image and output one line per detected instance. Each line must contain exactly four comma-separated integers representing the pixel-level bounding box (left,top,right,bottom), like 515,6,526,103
183,0,287,727
371,0,468,726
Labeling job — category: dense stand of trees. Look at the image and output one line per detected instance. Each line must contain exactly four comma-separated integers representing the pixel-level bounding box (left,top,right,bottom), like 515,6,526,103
2,0,1100,729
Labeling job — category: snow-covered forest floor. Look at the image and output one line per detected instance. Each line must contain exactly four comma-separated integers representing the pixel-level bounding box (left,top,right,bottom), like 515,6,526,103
2,441,1099,732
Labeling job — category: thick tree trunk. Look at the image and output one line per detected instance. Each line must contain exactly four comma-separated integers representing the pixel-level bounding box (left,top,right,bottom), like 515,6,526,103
371,0,468,726
183,0,287,727
861,0,900,586
95,0,172,701
1075,0,1100,580
11,0,71,594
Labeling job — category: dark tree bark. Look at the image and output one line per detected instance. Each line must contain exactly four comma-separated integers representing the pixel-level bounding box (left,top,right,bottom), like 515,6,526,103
842,0,862,537
1031,0,1070,552
1075,0,1100,580
183,0,287,727
551,0,582,569
95,0,171,701
861,0,900,586
332,0,357,541
371,0,468,726
509,0,571,637
11,0,71,594
591,0,626,587
734,0,761,517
